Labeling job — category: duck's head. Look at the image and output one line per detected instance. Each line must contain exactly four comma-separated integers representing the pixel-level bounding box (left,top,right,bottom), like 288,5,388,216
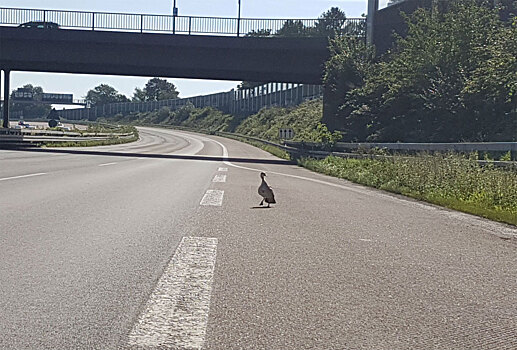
260,172,266,179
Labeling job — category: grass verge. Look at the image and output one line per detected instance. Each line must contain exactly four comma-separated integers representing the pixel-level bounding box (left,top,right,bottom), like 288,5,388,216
42,125,138,148
298,154,517,226
42,135,138,148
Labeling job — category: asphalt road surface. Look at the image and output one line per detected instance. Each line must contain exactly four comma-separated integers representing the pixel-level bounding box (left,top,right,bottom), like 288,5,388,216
1,126,516,350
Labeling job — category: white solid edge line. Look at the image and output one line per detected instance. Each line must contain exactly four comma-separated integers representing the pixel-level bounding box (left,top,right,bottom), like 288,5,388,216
142,129,516,237
0,172,47,182
208,137,517,238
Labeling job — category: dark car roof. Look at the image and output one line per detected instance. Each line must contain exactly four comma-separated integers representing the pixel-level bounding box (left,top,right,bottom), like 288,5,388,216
18,21,60,29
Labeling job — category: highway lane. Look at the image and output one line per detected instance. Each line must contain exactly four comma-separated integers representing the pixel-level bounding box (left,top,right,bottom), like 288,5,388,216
1,126,516,350
0,128,220,349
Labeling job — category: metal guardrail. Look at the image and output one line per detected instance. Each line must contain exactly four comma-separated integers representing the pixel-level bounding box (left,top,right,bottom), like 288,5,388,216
0,7,366,37
139,125,515,169
1,123,515,169
0,128,136,145
285,141,517,154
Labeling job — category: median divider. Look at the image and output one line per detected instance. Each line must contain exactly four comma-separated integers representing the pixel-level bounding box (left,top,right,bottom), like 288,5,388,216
0,125,137,147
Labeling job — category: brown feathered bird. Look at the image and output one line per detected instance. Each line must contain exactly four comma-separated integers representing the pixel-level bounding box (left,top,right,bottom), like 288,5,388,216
258,172,276,207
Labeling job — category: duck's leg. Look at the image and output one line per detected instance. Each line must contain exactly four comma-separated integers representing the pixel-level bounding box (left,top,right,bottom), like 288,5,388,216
259,199,264,206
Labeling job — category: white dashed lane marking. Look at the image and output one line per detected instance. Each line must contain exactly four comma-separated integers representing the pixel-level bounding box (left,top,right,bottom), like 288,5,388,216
217,167,227,172
98,162,118,167
200,190,224,206
0,173,47,182
128,237,218,349
212,174,227,183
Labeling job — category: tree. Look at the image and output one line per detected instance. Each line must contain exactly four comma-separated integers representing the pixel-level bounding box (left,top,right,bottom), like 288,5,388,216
322,36,374,133
10,84,51,119
85,84,129,106
245,29,272,37
132,78,179,102
314,7,347,37
275,20,309,37
326,0,516,142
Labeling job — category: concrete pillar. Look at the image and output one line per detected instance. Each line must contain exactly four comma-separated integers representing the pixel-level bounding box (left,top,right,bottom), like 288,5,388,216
0,70,2,127
367,0,379,45
2,69,10,128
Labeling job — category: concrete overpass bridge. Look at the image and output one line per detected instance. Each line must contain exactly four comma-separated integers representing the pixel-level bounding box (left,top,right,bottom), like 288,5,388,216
0,7,366,128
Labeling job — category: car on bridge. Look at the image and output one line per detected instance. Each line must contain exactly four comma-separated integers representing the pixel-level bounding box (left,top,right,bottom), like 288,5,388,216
18,21,60,29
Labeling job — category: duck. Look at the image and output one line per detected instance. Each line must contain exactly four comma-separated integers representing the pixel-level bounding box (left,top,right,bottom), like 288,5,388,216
258,172,276,207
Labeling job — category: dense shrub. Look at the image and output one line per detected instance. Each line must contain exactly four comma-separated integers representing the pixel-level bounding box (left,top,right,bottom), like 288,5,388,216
326,0,517,142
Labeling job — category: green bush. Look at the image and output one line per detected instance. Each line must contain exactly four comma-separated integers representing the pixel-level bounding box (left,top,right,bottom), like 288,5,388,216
326,0,517,142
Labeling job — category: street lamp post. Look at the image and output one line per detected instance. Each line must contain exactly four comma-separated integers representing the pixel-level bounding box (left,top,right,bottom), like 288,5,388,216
237,0,241,37
173,0,178,34
366,0,378,45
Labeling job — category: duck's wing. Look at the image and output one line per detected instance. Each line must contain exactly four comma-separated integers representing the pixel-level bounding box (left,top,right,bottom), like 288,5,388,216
259,181,275,201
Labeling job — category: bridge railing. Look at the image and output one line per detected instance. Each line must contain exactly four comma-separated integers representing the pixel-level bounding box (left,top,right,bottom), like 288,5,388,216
0,7,365,37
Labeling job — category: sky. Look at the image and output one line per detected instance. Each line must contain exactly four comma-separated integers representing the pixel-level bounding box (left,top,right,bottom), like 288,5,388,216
1,0,390,102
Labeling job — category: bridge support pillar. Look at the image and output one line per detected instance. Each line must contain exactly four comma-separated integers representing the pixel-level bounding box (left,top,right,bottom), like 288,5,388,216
2,69,10,129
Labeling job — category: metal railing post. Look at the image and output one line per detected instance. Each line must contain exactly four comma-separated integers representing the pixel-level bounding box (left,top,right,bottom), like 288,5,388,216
237,0,241,37
2,69,10,128
140,15,143,33
188,16,192,34
43,10,46,23
92,12,95,30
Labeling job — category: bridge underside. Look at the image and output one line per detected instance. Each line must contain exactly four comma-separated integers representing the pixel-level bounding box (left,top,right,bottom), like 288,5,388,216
0,27,329,84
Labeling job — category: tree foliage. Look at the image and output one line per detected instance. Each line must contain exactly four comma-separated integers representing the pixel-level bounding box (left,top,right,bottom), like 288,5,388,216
325,0,517,142
85,84,129,107
314,7,347,37
240,7,348,91
133,78,179,102
276,20,310,37
10,84,51,119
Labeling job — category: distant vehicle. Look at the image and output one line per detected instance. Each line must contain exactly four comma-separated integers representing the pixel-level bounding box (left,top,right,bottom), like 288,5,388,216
18,21,60,30
18,120,35,129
